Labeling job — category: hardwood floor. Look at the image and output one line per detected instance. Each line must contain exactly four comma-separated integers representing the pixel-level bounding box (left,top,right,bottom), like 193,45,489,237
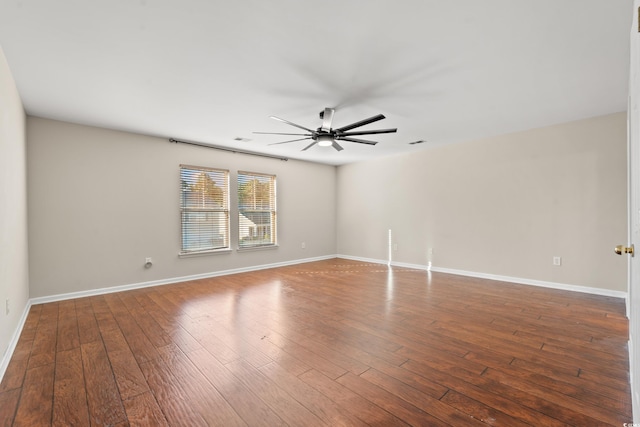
0,258,632,426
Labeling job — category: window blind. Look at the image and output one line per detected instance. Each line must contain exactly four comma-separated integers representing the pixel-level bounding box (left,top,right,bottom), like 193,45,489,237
180,165,230,253
238,171,277,249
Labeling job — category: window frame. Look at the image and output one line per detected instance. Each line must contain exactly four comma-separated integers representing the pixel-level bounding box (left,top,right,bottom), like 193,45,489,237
237,170,277,250
179,164,231,256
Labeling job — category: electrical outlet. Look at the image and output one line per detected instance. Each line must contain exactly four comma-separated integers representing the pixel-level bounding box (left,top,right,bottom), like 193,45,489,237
393,243,398,251
553,256,562,266
5,299,9,315
301,242,306,249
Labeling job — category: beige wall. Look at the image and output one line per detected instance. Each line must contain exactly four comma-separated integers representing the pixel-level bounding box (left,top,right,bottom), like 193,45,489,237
26,112,629,297
27,117,337,298
0,45,29,358
337,113,628,292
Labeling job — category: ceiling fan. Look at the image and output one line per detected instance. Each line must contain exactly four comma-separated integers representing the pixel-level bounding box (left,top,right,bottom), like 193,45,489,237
254,108,397,151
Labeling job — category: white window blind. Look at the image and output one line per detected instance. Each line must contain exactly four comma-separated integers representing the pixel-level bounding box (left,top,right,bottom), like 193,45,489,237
180,165,230,254
238,171,277,249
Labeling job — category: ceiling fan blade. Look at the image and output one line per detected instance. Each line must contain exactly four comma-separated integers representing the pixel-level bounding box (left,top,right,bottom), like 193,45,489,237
337,137,378,145
268,137,313,146
321,108,334,132
302,141,318,151
334,114,386,133
332,141,344,151
339,128,397,136
270,116,316,133
254,132,312,136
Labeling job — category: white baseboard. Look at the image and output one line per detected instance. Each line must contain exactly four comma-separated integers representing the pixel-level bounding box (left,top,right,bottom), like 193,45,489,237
337,254,628,299
0,300,32,382
30,254,336,305
431,265,627,299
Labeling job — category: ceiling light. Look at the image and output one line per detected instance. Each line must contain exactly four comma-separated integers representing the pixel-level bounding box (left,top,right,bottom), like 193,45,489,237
317,134,333,147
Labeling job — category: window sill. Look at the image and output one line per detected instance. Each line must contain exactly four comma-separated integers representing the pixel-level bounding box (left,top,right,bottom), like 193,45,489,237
178,248,232,258
237,244,279,253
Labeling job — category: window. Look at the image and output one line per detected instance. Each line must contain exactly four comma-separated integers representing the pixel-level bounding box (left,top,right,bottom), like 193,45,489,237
238,171,277,249
180,165,230,254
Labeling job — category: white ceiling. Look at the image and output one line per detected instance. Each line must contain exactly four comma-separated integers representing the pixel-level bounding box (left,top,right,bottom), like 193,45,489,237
0,1,633,165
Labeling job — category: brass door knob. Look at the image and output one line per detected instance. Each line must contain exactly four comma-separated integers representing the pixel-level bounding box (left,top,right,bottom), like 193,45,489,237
615,244,635,257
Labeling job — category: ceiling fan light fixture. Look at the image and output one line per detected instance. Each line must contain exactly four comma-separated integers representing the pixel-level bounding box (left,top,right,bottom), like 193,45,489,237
317,134,333,147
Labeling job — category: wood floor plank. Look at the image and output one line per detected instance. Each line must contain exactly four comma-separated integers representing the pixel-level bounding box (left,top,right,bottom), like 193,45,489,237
106,348,150,401
52,348,89,426
482,367,629,425
118,293,174,349
133,292,204,353
81,340,128,426
407,357,610,426
258,329,349,379
19,304,42,342
508,356,630,403
27,303,58,369
90,295,121,335
504,356,631,415
0,389,20,426
354,355,449,401
399,357,569,427
428,316,625,383
340,315,471,358
122,391,170,426
139,356,208,427
178,316,242,364
75,297,101,345
224,358,326,427
107,298,162,364
224,318,313,376
13,363,55,426
146,345,246,427
196,317,274,369
336,371,451,426
515,327,628,358
465,352,631,413
440,389,531,427
186,348,286,427
144,290,186,317
578,367,631,393
541,340,629,375
0,259,631,426
395,344,488,377
259,361,369,426
268,327,370,375
0,350,28,394
300,322,409,366
55,300,80,353
298,368,411,426
359,367,489,426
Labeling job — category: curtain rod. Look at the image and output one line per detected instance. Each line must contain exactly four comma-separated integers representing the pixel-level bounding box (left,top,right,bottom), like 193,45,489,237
169,138,288,161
